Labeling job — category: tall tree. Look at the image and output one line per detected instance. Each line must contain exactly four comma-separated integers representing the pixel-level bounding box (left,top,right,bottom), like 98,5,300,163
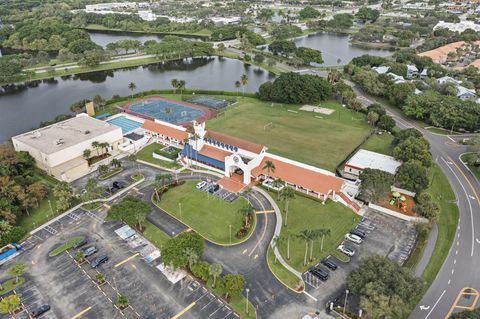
7,262,26,283
280,186,295,227
209,263,223,288
128,82,136,98
240,74,248,96
262,160,276,178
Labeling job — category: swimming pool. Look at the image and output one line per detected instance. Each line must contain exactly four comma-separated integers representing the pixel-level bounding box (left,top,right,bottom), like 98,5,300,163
107,116,143,134
126,98,205,124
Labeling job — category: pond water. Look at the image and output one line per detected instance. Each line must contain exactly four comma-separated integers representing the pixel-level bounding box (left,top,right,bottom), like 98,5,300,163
0,57,275,142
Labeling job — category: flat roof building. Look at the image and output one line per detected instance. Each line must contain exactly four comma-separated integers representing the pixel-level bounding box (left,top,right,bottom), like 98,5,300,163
344,149,402,178
12,114,123,182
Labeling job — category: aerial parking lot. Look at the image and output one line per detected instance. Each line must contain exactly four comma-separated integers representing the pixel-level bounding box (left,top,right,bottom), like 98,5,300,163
0,205,239,319
302,210,417,303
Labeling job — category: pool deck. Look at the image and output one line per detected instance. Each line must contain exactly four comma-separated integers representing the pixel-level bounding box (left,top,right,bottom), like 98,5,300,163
122,95,218,127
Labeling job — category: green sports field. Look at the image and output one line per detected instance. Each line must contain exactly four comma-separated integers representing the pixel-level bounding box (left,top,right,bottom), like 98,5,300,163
206,97,372,172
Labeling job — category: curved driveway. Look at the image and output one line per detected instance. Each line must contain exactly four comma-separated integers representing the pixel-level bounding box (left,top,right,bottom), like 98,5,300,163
351,83,480,318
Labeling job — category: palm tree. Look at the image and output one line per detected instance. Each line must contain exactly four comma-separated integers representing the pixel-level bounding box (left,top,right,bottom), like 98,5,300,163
99,142,109,155
237,204,255,227
280,186,295,227
91,141,100,156
327,69,340,84
297,230,310,267
128,82,136,98
367,111,379,127
185,247,199,270
240,74,248,96
116,295,129,308
284,229,292,260
111,158,121,168
83,149,91,161
171,79,179,93
193,133,200,164
209,263,222,288
76,250,85,263
153,173,172,201
95,272,105,283
178,80,186,94
262,160,276,179
7,263,26,284
307,229,322,262
98,164,109,175
319,228,331,252
272,235,286,263
272,178,284,200
234,80,241,96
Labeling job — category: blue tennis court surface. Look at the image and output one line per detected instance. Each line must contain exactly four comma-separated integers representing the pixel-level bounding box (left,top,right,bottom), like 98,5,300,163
185,96,230,109
128,99,204,124
107,116,142,134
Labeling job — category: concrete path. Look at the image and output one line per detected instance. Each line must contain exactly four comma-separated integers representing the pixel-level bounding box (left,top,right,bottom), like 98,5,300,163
415,223,438,277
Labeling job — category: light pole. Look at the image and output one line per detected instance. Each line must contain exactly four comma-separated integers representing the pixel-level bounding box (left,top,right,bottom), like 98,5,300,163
246,288,250,314
344,289,349,314
229,225,232,244
179,202,182,218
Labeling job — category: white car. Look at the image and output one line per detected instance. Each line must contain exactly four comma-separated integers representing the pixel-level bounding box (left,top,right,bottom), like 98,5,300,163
337,244,355,257
196,181,207,189
345,233,363,244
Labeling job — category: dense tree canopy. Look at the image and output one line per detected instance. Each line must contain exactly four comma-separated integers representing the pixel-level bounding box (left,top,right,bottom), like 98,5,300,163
162,231,204,269
396,160,429,193
257,73,333,104
107,196,151,230
393,136,432,167
355,7,380,22
299,6,322,19
326,14,354,29
358,169,395,203
347,255,424,319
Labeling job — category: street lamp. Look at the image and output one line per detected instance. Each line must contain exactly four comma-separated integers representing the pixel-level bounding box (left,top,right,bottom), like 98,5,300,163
344,289,349,314
246,288,250,314
229,225,232,244
179,202,182,218
48,199,54,216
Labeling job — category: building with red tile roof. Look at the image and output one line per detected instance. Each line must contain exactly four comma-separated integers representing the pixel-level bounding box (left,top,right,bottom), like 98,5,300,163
141,119,188,145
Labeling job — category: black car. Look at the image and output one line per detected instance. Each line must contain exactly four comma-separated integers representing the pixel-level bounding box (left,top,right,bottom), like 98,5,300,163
321,258,338,271
31,305,50,317
91,255,108,268
350,228,366,239
309,267,329,281
72,238,88,249
113,181,125,189
209,184,220,193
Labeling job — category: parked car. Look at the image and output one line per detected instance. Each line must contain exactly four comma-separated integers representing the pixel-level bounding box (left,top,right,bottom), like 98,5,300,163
337,244,355,257
113,181,125,189
309,267,329,281
83,246,97,258
72,238,88,249
350,228,366,239
31,305,50,317
321,258,338,271
345,233,363,244
91,255,108,268
196,181,207,189
106,186,117,194
209,184,220,193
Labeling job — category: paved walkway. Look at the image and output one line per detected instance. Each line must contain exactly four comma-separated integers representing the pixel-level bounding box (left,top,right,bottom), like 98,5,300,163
415,223,438,277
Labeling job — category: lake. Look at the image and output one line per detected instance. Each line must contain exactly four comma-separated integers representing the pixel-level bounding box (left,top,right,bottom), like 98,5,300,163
0,57,275,142
293,32,392,66
88,30,202,48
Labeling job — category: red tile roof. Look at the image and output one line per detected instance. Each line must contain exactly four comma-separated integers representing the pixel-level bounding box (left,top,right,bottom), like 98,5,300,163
199,145,232,162
141,120,188,141
252,156,344,195
205,130,264,154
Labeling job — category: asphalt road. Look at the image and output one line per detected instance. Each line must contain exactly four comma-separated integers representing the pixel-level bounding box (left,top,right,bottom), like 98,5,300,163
351,83,480,318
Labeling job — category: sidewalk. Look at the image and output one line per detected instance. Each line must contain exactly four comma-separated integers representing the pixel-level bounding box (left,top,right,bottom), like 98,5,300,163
415,223,438,277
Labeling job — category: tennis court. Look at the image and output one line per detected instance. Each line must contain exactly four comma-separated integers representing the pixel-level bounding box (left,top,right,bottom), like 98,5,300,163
124,97,214,125
185,96,233,109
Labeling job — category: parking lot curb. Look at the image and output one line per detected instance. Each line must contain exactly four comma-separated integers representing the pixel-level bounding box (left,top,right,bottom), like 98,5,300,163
265,248,305,294
150,192,258,247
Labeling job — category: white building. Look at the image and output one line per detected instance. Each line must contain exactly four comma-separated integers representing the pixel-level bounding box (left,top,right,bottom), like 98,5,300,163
344,149,402,178
372,66,390,74
434,21,480,33
406,64,419,78
12,114,123,182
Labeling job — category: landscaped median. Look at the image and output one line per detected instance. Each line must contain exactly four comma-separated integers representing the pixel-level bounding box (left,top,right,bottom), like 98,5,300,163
136,143,182,170
266,247,304,292
98,167,123,180
0,277,26,296
152,180,255,245
48,236,84,257
267,190,360,285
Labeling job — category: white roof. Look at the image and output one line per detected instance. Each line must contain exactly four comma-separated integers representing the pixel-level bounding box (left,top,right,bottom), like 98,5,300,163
437,76,461,85
407,64,418,72
346,149,402,175
457,85,477,98
372,66,390,74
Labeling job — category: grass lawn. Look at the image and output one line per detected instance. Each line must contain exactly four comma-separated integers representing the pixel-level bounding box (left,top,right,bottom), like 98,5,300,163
49,236,84,257
461,153,480,183
272,191,361,272
425,126,460,135
361,133,394,156
419,165,459,287
98,167,123,180
0,277,26,296
17,194,58,233
142,221,171,250
136,143,182,169
154,180,250,244
207,97,372,172
131,173,145,181
266,247,304,291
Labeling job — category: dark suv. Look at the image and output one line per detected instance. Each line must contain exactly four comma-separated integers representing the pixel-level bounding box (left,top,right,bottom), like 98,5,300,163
91,255,108,268
350,228,366,239
32,305,50,317
309,267,329,281
321,258,338,271
113,181,125,189
72,238,88,249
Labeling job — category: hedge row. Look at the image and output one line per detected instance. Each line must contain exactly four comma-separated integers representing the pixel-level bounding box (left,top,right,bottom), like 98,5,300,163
106,89,256,106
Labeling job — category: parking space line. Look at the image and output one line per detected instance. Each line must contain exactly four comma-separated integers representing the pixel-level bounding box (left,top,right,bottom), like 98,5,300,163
200,298,216,310
69,306,92,319
114,253,139,268
171,302,196,319
209,305,223,317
